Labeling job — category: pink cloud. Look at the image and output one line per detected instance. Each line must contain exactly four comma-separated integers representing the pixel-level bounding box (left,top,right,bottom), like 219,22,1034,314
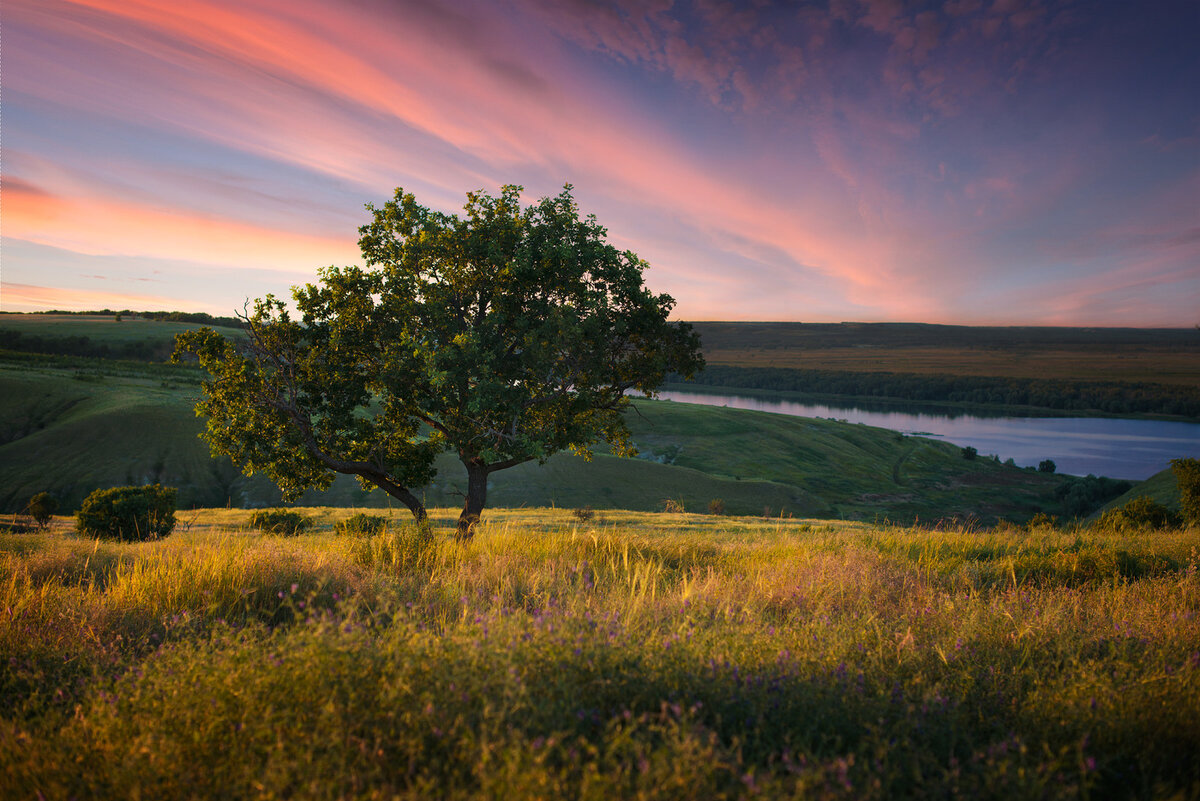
10,0,921,313
5,0,1195,327
4,178,359,270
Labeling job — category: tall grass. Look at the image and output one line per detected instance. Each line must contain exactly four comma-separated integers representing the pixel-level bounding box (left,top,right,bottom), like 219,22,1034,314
2,510,1198,799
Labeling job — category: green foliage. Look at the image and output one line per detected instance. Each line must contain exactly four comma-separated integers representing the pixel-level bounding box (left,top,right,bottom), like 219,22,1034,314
1055,474,1133,518
247,509,312,537
1171,457,1200,525
333,513,388,536
1038,459,1056,473
961,446,977,460
26,493,58,529
75,484,176,541
1026,511,1057,529
1096,496,1181,531
174,185,703,535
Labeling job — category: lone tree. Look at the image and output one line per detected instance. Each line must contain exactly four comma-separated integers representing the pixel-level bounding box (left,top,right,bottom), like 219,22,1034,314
175,185,703,537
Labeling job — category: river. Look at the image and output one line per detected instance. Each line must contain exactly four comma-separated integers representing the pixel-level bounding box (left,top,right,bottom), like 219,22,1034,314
655,390,1200,480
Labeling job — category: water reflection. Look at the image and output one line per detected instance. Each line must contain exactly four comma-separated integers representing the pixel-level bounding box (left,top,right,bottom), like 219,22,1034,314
655,390,1200,480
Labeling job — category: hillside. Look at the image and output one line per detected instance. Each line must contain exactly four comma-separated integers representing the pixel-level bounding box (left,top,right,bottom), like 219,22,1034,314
691,321,1200,384
1097,466,1182,515
2,313,1167,523
0,360,1076,524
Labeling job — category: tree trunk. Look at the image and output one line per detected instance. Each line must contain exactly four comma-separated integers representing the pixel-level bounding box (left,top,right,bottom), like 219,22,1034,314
395,487,429,524
456,462,488,540
366,475,428,522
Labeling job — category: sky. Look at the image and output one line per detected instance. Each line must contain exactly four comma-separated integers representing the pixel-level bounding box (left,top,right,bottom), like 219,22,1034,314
2,0,1197,326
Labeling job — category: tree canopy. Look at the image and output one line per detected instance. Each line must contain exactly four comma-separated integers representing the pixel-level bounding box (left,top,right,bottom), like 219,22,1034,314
175,185,703,536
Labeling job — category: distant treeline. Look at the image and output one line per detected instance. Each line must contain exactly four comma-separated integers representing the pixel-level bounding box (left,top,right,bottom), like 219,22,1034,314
0,330,175,362
689,321,1200,351
678,366,1200,419
32,310,245,329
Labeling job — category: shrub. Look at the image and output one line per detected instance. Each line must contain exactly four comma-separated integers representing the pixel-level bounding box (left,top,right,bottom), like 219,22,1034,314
961,446,977,460
1027,511,1057,529
1056,474,1135,518
1171,457,1200,525
334,513,388,537
1096,496,1180,531
663,498,685,514
707,498,726,515
353,524,436,572
1038,459,1057,473
571,507,595,523
26,492,58,529
76,484,176,541
248,509,312,536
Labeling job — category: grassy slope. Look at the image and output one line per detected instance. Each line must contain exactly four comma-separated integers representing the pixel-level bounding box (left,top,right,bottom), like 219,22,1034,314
1098,466,1182,514
0,363,1071,523
3,511,1198,798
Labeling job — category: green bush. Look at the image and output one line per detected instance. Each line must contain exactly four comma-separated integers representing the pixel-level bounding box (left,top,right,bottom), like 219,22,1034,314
1038,459,1056,473
353,524,436,571
1096,496,1180,531
961,446,977,460
248,509,313,536
1171,457,1200,525
26,492,59,529
334,513,388,536
1027,511,1057,529
76,484,176,541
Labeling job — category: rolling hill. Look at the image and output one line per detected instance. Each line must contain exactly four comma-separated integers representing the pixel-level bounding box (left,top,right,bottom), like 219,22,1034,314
1,359,1075,524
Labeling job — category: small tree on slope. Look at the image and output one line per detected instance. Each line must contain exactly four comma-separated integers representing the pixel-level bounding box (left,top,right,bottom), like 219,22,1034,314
175,185,703,537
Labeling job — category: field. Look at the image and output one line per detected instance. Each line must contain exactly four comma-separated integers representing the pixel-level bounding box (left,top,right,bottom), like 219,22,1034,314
0,359,1078,524
0,313,222,344
691,323,1200,386
3,509,1198,799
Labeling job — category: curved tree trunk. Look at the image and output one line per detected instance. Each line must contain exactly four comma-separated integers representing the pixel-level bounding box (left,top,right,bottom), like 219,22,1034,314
365,475,428,523
391,486,429,523
456,461,488,540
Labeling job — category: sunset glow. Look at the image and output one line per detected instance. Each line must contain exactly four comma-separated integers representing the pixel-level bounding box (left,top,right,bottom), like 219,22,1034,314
3,0,1197,325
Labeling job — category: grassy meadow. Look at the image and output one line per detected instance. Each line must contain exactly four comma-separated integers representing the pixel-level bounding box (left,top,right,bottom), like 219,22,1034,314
2,509,1198,799
0,357,1075,523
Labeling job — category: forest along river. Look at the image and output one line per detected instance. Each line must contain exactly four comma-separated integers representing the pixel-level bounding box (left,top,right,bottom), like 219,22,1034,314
655,390,1200,481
